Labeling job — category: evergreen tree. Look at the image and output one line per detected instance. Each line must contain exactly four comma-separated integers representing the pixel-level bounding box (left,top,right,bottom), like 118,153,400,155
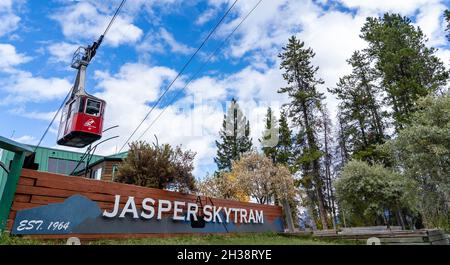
214,98,252,172
321,106,337,229
276,109,294,168
260,108,295,169
328,51,386,162
361,13,448,131
445,10,450,42
278,35,329,229
334,111,350,171
260,107,278,164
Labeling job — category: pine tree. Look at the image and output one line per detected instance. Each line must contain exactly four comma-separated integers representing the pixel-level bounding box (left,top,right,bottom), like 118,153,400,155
328,51,386,162
334,111,350,170
260,107,278,164
276,109,293,168
321,106,337,229
278,35,329,229
445,10,450,42
361,13,448,131
214,98,252,172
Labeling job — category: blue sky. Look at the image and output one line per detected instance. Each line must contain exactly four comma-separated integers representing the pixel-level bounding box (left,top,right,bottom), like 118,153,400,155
1,0,449,179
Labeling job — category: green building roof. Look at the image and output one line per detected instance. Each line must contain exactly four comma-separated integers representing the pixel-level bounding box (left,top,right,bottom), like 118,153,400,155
0,141,127,178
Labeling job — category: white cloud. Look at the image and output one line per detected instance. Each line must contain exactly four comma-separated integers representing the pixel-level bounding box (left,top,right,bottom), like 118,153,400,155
209,1,367,120
196,8,217,25
94,63,180,105
0,43,31,72
137,28,195,56
0,71,71,104
7,0,447,179
0,0,20,37
415,2,448,47
338,0,443,15
89,57,295,177
435,48,450,70
47,42,81,64
51,2,143,47
91,63,179,151
9,107,57,122
214,0,318,59
187,76,227,101
160,28,195,55
136,32,166,55
0,0,12,9
136,102,225,177
12,135,38,145
89,63,225,177
212,0,448,120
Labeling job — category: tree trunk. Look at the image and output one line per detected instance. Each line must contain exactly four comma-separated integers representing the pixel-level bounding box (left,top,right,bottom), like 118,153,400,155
361,73,384,141
338,117,349,162
396,207,406,230
301,102,328,230
313,170,329,230
283,199,295,232
322,110,337,230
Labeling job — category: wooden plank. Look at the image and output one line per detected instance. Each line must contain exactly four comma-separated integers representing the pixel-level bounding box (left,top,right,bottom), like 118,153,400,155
26,170,199,201
7,219,14,229
8,211,16,221
11,201,43,211
380,237,427,244
313,230,337,235
22,184,163,204
314,230,429,241
342,226,395,232
382,242,431,245
30,195,65,205
431,239,450,245
428,233,448,242
16,185,142,204
14,194,31,203
34,179,281,215
23,168,281,210
427,229,444,236
35,178,196,204
18,177,35,186
338,231,427,237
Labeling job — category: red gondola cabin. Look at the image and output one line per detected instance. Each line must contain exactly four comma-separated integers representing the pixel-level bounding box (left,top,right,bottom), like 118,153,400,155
57,94,106,148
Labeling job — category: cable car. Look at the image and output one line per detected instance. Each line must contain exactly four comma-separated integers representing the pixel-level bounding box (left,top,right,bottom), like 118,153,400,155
57,39,106,148
57,94,106,148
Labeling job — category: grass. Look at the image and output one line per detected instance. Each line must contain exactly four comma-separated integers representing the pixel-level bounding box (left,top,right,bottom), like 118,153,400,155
0,232,356,245
0,232,61,245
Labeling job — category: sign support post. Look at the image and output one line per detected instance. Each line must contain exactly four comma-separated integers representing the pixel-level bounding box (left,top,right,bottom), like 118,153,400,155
0,136,33,231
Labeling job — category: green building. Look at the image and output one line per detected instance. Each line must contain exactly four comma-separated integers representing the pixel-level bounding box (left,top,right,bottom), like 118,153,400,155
0,143,127,182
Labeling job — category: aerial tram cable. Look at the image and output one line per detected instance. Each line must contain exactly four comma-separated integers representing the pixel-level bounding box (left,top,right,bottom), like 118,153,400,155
103,0,128,37
117,0,239,153
33,0,127,151
33,89,72,153
56,0,128,148
135,0,264,142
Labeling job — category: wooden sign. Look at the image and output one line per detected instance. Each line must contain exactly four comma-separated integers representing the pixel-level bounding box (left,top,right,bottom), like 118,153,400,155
7,169,284,239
